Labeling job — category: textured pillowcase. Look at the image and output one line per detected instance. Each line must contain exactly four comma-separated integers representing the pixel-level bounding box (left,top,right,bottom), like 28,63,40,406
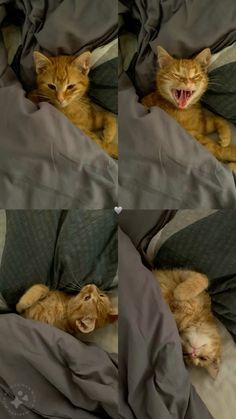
154,210,236,342
202,43,236,124
89,58,118,114
0,210,118,308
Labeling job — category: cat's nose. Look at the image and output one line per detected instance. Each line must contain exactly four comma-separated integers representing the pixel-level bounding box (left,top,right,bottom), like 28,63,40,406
186,80,194,88
57,94,64,103
191,353,197,358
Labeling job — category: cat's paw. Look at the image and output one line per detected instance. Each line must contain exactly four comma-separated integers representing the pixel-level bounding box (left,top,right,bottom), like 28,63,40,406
228,162,236,172
16,301,26,313
218,124,231,147
219,136,231,147
105,143,118,159
173,285,189,301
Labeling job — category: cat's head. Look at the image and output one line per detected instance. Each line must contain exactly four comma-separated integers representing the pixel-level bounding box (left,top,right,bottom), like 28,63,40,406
180,323,221,379
156,46,211,109
67,284,118,334
33,51,91,108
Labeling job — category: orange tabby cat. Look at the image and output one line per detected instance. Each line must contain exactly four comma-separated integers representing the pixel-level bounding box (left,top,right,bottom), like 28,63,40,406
142,46,236,169
28,51,118,159
153,269,221,378
16,283,118,334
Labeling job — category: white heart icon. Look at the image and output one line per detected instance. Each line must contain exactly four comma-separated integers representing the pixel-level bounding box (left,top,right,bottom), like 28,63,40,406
114,206,123,214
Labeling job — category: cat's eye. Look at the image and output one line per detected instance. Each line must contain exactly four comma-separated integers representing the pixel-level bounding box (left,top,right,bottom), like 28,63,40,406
84,295,91,301
67,84,75,90
199,356,207,361
48,83,56,90
99,294,105,298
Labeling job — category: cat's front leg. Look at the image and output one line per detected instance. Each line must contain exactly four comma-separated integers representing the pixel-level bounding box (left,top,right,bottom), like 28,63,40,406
204,114,231,147
81,127,118,159
189,131,236,162
16,284,49,313
92,110,117,144
227,162,236,173
27,89,41,104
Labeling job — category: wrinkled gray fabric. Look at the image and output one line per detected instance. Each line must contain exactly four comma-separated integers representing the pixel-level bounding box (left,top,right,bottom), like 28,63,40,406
0,0,118,208
119,0,236,209
119,228,213,419
0,314,118,418
119,209,176,268
123,0,236,96
0,210,118,308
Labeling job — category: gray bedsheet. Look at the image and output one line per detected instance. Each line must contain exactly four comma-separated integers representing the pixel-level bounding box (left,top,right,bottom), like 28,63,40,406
119,0,236,208
119,227,213,418
0,314,118,418
0,0,118,208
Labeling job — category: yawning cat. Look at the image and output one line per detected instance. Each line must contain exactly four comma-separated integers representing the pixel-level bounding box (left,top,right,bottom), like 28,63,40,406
153,268,221,378
142,46,236,169
28,51,118,159
16,283,118,334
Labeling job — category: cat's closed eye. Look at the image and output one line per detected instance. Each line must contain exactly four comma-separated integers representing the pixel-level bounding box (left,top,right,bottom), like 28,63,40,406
67,84,75,90
84,295,91,301
199,356,208,361
192,75,201,80
99,294,106,298
48,83,56,90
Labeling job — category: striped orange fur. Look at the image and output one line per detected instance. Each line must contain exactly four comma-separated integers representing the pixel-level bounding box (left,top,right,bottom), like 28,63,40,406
153,268,221,378
16,283,118,334
142,47,236,169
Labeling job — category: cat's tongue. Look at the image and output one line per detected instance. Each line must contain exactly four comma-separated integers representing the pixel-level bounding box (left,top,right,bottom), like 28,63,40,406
172,89,192,109
177,90,188,108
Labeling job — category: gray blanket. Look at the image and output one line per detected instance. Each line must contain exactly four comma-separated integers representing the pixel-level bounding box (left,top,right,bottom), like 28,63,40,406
0,0,118,208
0,314,118,418
119,227,212,418
119,0,236,208
0,211,213,418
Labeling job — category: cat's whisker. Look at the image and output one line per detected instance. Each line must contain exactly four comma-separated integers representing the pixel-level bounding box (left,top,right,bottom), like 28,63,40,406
208,77,225,85
61,281,83,292
38,95,51,100
207,81,224,87
30,93,50,99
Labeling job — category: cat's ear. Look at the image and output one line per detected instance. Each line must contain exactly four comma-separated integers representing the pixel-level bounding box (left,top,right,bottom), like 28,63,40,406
76,317,96,334
33,51,51,74
157,46,174,68
195,48,211,70
206,358,220,379
73,52,92,75
108,308,118,323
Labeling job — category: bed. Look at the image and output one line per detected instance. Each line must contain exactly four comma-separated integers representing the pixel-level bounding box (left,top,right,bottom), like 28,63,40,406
0,0,118,209
0,210,118,418
119,0,236,208
119,209,236,419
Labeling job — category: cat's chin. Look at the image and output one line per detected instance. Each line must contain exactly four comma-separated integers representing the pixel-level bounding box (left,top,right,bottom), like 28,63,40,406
55,101,69,109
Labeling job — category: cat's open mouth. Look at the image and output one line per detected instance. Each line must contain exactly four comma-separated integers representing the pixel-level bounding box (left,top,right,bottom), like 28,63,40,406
172,89,194,109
